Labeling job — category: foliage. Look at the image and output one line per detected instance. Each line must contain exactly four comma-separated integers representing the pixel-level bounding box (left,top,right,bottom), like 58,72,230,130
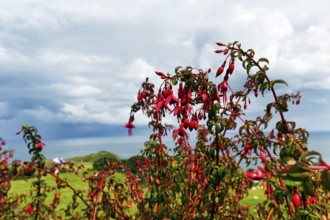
91,151,120,171
0,41,329,219
122,156,139,174
125,41,330,219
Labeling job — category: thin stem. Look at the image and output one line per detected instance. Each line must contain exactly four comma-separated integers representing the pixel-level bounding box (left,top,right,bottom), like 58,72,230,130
285,194,294,218
232,47,287,125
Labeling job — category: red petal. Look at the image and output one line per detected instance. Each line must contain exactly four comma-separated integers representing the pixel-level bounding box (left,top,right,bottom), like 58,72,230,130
155,101,164,112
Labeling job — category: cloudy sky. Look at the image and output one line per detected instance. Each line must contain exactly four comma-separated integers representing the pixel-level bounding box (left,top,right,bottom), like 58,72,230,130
0,0,329,141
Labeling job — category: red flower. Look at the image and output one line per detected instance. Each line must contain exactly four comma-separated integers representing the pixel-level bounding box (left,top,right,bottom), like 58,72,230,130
135,157,141,167
260,151,268,165
189,117,198,131
292,191,301,210
264,186,274,195
36,141,45,150
257,165,266,173
245,171,264,180
218,79,229,105
124,120,135,136
243,141,252,156
172,124,188,139
25,204,34,214
228,60,235,74
55,175,60,184
307,196,318,205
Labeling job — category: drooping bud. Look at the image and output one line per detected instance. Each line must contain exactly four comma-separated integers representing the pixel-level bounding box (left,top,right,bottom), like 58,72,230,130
254,90,259,97
216,66,224,77
214,50,224,54
215,42,226,46
260,151,267,165
183,118,190,129
292,191,301,210
228,60,235,74
155,71,165,77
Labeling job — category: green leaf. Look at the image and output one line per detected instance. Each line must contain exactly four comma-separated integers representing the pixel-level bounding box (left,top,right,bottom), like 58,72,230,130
321,170,330,191
302,180,315,196
171,77,178,85
258,57,269,64
289,164,311,179
175,66,182,74
281,178,302,188
266,103,273,114
276,121,288,133
246,49,255,57
287,121,296,131
246,64,253,74
242,59,251,69
256,71,266,84
270,79,288,88
275,102,288,112
299,150,321,162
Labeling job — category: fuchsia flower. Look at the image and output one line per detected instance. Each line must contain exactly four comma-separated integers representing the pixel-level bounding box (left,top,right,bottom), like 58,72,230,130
292,190,301,210
228,60,235,75
243,141,252,156
307,196,318,205
218,78,229,105
260,151,268,165
245,171,264,180
264,186,274,195
172,124,188,139
124,120,135,136
36,141,45,150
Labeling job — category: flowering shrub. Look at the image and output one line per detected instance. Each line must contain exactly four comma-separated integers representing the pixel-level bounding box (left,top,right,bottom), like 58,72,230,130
126,41,330,219
0,41,328,219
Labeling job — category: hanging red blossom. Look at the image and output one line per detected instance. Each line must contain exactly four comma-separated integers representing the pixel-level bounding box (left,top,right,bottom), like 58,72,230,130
124,120,135,136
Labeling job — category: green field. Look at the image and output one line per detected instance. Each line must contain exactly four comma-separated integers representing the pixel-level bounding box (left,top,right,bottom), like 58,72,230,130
8,151,266,216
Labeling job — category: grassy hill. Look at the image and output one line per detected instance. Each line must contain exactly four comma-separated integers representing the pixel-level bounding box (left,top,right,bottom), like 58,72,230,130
68,150,121,162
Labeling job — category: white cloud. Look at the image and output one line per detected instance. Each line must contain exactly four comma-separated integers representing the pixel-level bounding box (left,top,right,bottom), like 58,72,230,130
0,0,329,135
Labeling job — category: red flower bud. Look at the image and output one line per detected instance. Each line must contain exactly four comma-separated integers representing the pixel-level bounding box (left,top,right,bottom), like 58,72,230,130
292,192,301,210
36,142,44,150
228,60,235,74
260,151,267,165
216,66,224,77
257,165,266,173
215,42,226,46
194,163,199,172
155,71,165,78
214,50,224,53
307,196,318,205
183,118,190,129
136,157,141,167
